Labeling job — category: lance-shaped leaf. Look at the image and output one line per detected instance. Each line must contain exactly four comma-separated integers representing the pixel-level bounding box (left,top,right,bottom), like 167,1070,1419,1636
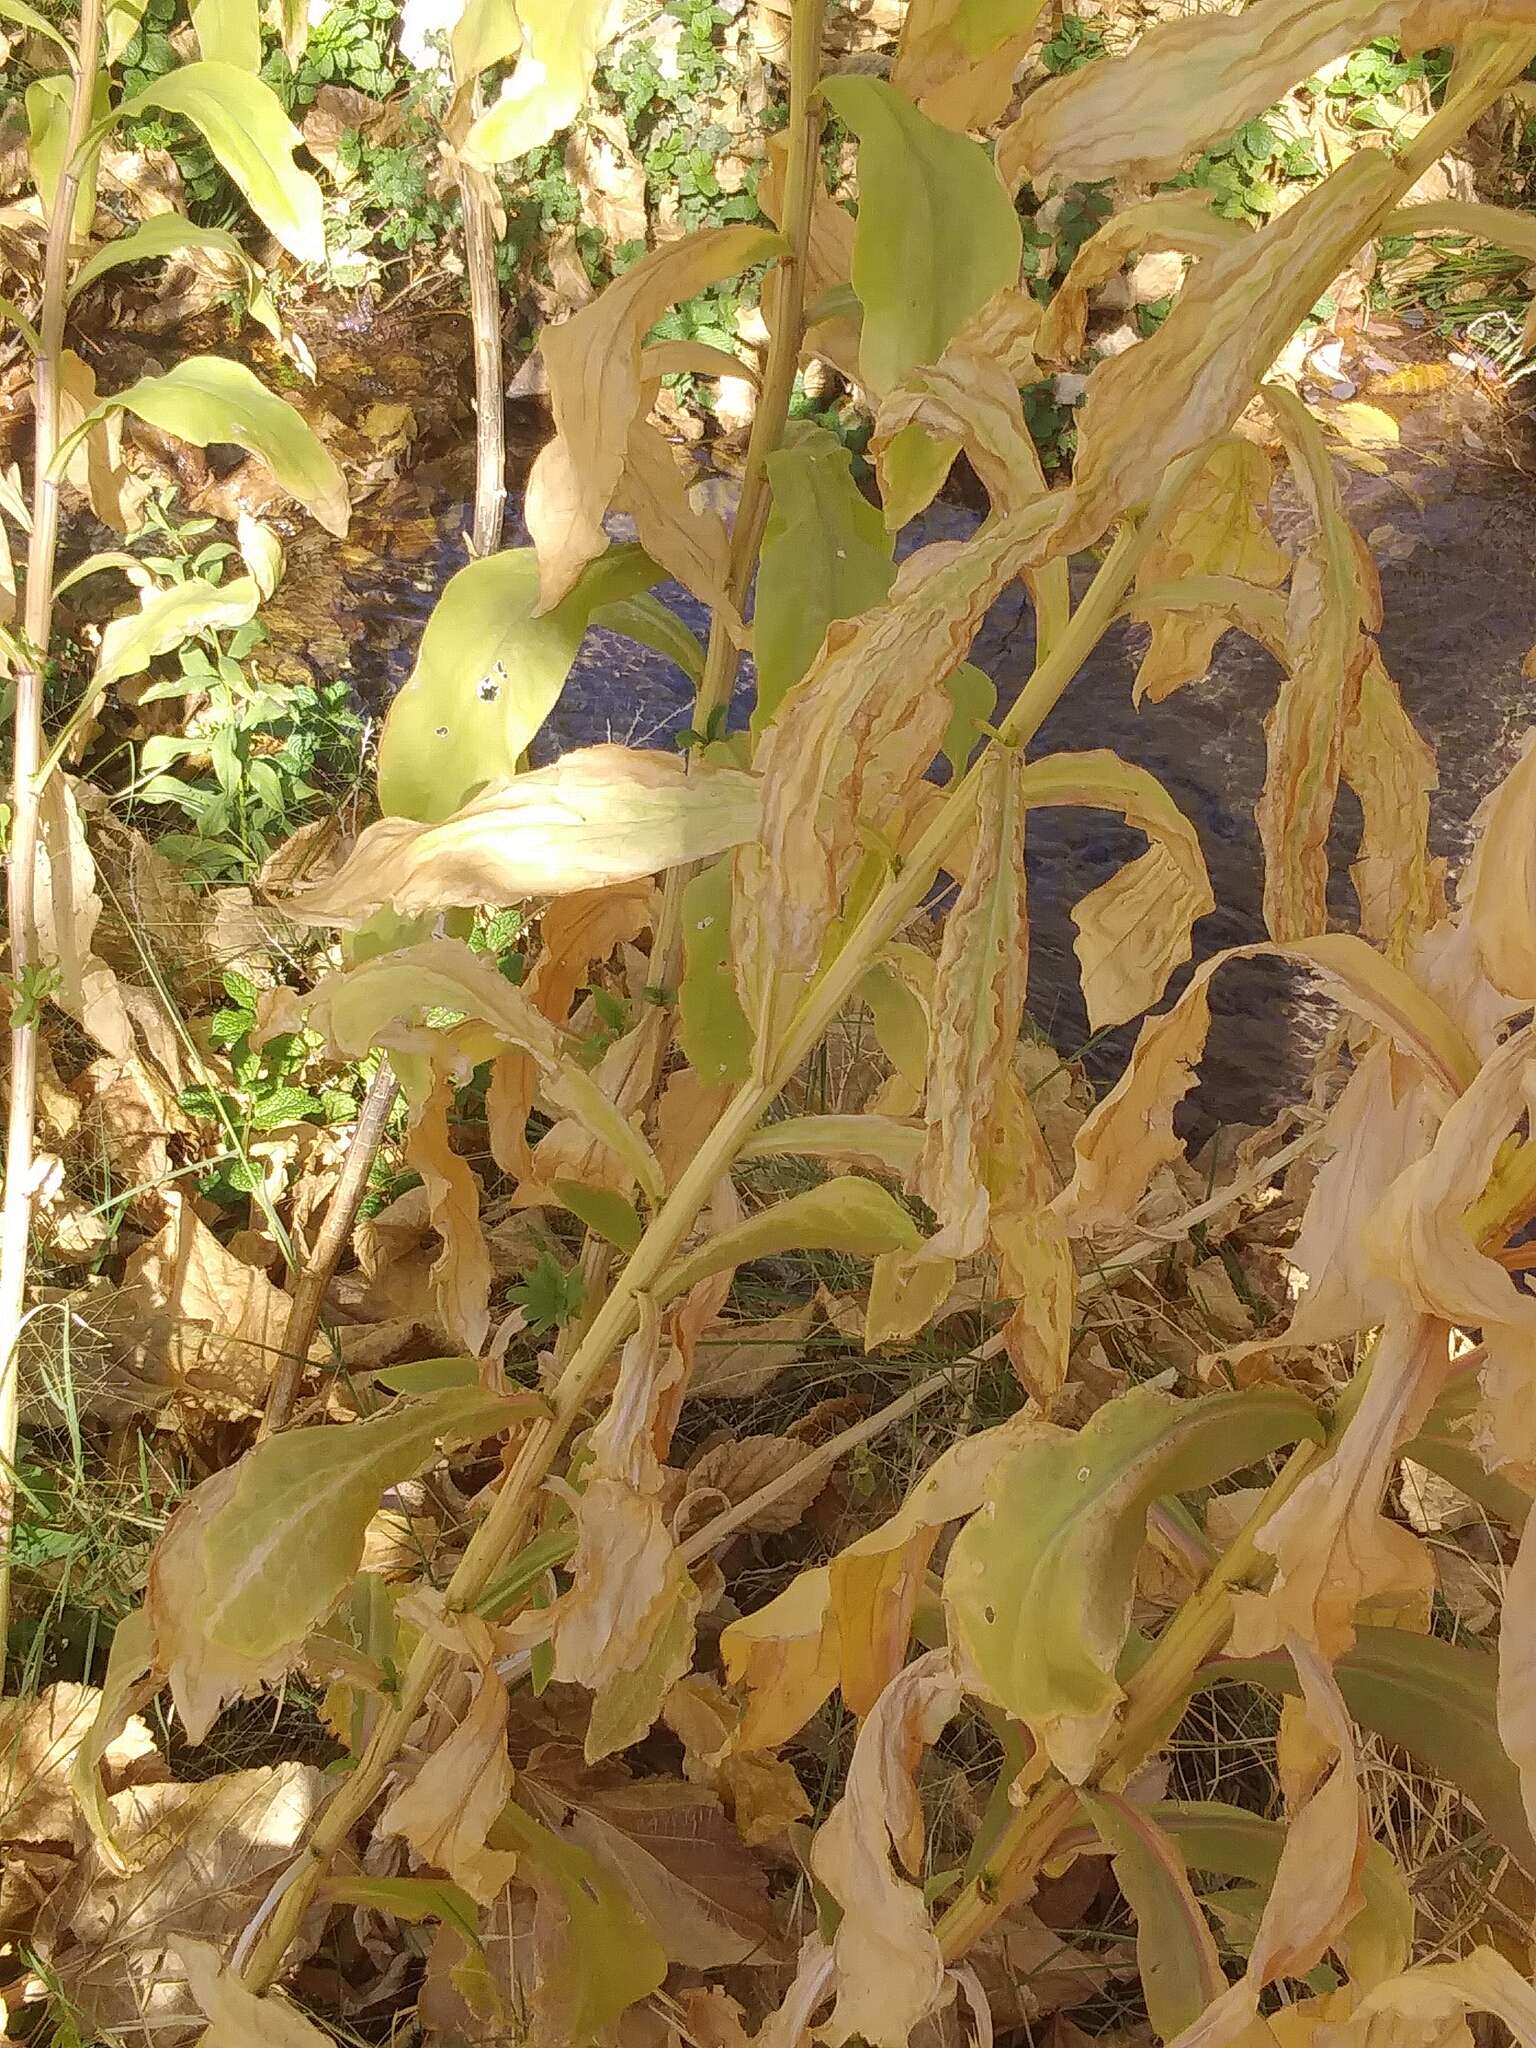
550,1306,701,1761
1152,1800,1412,1991
1212,1625,1536,1881
402,1070,493,1354
1356,1949,1536,2048
822,75,1020,517
615,417,740,627
1055,933,1478,1233
34,776,133,1059
1079,1792,1225,2042
657,1176,922,1303
986,1069,1074,1402
1039,192,1246,363
809,1650,961,2048
736,503,1052,1051
191,0,259,69
288,748,760,926
1128,435,1288,705
462,0,619,167
28,74,106,237
273,938,665,1199
821,75,1021,398
892,0,1048,131
1464,727,1536,1002
69,1610,155,1870
71,216,277,335
1257,384,1380,942
1385,199,1536,348
679,856,754,1085
741,1114,925,1178
527,223,782,609
118,64,325,263
92,574,260,696
996,0,1433,191
147,1386,535,1740
376,546,666,822
1017,749,1214,1032
1340,652,1444,964
754,426,894,732
918,747,1029,1259
943,1384,1320,1779
1064,150,1403,553
67,355,347,535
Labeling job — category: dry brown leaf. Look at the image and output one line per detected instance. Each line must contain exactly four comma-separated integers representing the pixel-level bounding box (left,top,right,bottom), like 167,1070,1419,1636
616,416,741,629
1463,726,1536,1002
35,776,134,1058
917,747,1029,1259
685,1432,828,1535
986,1072,1073,1403
122,1192,297,1412
175,1936,332,2048
1340,653,1445,963
379,1670,521,1902
34,1764,327,2046
808,1649,960,2048
0,1682,155,1849
402,1071,492,1356
527,223,781,608
690,1300,816,1398
661,1674,812,1845
549,1302,700,1760
1039,192,1246,364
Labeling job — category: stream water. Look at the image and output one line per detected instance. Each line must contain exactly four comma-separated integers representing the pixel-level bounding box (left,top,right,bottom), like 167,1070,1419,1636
269,330,1536,1130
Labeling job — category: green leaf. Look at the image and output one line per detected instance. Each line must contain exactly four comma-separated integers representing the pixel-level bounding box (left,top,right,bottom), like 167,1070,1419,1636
678,857,753,1084
67,357,348,536
589,590,706,686
191,0,260,68
657,1175,922,1302
941,662,996,777
149,1386,543,1741
28,73,107,237
377,546,663,823
1153,1799,1413,1988
370,1357,481,1393
1078,1790,1224,2041
94,575,261,694
462,0,616,168
552,1179,643,1254
117,63,325,264
753,426,894,733
321,1874,482,1940
490,1802,667,2035
944,1384,1322,1778
1212,1627,1536,1880
72,216,265,305
820,74,1020,397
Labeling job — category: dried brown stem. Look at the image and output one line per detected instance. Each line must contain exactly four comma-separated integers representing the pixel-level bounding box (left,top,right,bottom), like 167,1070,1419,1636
0,0,104,1660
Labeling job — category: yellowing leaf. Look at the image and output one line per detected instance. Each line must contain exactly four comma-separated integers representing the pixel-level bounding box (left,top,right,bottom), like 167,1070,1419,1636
191,0,259,68
1039,192,1245,364
741,1114,925,1179
376,547,665,823
985,1070,1074,1402
657,1176,922,1303
1463,727,1536,1001
450,0,520,85
720,1565,840,1751
527,224,783,608
379,1672,521,1901
1129,436,1288,705
821,76,1021,400
864,1249,957,1349
70,216,268,309
550,1306,701,1761
944,1385,1319,1779
74,355,347,535
34,776,133,1059
809,1650,960,2048
1065,151,1402,553
94,574,260,695
69,1610,156,1869
462,0,620,167
1056,934,1478,1233
402,1070,493,1353
118,64,325,263
1340,652,1444,963
1355,1949,1536,2048
147,1386,531,1739
1017,749,1213,1032
997,0,1431,191
917,747,1028,1258
271,938,664,1199
893,0,1047,131
295,747,759,924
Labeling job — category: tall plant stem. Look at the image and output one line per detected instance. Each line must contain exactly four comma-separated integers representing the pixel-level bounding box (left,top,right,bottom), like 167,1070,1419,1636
460,133,506,559
0,0,103,1666
240,491,1172,1991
